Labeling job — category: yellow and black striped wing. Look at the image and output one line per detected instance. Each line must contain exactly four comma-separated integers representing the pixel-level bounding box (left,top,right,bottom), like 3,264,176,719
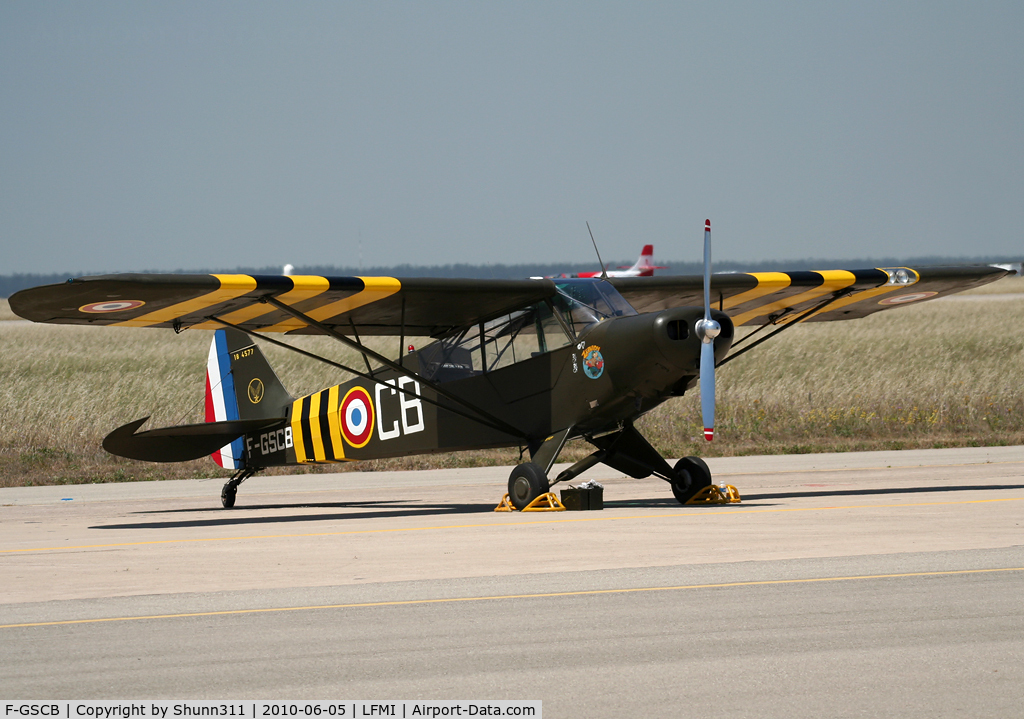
11,265,1008,335
611,265,1008,327
9,273,556,337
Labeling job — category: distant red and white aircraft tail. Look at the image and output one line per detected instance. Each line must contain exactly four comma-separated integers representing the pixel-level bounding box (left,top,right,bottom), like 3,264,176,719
618,244,669,277
575,245,668,278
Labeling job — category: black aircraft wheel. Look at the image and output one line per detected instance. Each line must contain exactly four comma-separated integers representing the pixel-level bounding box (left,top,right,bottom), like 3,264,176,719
221,481,238,509
508,463,550,510
671,456,713,505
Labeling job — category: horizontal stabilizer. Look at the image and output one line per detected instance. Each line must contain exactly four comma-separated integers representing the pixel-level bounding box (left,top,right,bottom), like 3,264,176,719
103,416,284,463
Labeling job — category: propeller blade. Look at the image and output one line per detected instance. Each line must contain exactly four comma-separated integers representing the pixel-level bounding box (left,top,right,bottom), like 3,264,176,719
701,340,715,441
703,219,712,319
698,219,718,441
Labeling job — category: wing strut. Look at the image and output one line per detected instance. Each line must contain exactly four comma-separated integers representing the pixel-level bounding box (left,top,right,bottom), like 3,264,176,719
260,295,527,438
718,289,856,368
208,316,526,439
348,319,373,375
399,295,407,362
208,311,527,441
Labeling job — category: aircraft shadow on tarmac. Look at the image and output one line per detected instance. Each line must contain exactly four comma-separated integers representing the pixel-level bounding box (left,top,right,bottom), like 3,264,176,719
91,500,500,530
88,483,1024,531
599,482,1024,508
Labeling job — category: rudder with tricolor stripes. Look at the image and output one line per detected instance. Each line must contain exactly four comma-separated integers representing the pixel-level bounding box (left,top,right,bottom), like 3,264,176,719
205,328,294,468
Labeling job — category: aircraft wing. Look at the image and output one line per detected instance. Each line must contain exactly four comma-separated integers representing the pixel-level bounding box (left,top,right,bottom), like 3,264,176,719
610,265,1009,327
10,265,1009,336
9,274,556,338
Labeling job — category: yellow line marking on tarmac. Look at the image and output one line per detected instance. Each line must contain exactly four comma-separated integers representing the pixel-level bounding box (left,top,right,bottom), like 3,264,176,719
2,496,1022,555
3,567,1022,629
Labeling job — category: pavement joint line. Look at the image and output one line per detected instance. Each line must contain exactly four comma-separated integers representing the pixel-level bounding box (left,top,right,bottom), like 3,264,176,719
714,458,1024,477
2,495,1022,555
2,567,1022,630
2,481,497,507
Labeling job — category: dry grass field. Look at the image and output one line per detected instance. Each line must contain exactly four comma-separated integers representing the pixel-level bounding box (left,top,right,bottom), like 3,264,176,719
2,276,1022,487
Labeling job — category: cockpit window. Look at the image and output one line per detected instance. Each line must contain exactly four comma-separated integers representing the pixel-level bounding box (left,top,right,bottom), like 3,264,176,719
414,280,636,383
553,279,637,335
416,300,575,381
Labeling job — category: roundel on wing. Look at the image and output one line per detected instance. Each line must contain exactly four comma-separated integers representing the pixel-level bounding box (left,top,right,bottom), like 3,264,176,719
340,386,375,448
878,291,938,305
79,300,146,313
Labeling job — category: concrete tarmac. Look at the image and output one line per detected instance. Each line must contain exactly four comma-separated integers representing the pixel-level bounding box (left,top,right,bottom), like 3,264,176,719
2,446,1023,717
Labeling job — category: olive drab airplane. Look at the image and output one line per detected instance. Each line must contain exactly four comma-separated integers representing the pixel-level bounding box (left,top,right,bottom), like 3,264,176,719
9,222,1013,509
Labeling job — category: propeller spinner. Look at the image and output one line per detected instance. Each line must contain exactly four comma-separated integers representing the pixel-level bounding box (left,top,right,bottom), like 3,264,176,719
694,219,720,441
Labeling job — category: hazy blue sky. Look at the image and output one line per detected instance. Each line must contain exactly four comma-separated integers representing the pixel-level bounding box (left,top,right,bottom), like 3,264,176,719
2,2,1021,274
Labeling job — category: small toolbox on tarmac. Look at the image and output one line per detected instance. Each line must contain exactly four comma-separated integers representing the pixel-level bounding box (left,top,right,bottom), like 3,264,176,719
560,481,604,510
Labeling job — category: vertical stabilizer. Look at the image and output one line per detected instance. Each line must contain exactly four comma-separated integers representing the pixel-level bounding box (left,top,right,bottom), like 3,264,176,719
636,244,655,267
608,245,668,277
205,329,293,468
206,331,242,468
632,245,665,276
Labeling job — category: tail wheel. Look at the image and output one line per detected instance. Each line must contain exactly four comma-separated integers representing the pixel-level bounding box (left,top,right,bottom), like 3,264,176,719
508,463,550,510
671,456,713,505
221,481,238,509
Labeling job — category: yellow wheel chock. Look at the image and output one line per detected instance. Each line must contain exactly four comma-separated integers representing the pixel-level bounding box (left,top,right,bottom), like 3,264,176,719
524,492,566,511
686,484,741,505
494,494,516,511
494,492,566,512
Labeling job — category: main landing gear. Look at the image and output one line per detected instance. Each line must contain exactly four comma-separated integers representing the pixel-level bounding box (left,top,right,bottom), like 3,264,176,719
221,467,259,509
507,462,551,510
506,422,715,509
671,456,713,504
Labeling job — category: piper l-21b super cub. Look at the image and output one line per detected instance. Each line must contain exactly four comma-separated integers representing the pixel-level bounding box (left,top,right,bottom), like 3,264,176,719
10,222,1012,509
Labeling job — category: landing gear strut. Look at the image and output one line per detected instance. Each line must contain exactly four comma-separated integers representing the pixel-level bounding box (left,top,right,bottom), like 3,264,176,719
221,467,259,509
510,423,720,508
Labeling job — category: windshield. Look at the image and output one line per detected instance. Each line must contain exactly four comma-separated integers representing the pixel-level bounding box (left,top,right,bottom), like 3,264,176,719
553,279,637,334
